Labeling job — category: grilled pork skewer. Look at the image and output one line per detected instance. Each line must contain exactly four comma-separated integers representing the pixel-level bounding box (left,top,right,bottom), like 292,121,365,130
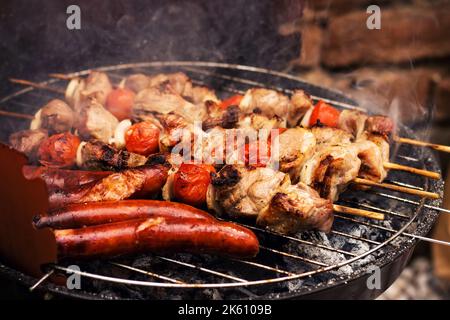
48,159,170,209
10,74,450,154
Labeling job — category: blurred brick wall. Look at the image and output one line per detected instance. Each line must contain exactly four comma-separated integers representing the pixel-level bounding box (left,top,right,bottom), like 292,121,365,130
280,0,450,155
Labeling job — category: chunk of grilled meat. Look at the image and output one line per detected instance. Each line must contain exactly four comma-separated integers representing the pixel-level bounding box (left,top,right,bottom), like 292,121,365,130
365,115,394,137
257,182,334,234
300,145,361,201
76,99,119,144
65,71,113,112
49,162,170,209
134,87,206,123
311,127,353,147
277,128,316,182
288,90,314,127
338,110,394,139
312,126,389,183
30,99,75,134
203,103,240,130
239,88,291,121
353,139,387,182
239,88,312,128
338,110,367,140
9,129,48,161
208,165,287,218
77,140,147,171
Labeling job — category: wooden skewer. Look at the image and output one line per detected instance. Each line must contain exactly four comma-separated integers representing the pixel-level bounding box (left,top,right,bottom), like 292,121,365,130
354,177,439,199
333,204,384,220
0,109,34,120
48,73,73,80
394,136,450,154
9,78,65,94
383,162,440,180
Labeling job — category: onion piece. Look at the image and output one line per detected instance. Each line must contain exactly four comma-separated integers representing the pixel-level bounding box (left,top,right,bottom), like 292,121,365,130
300,106,314,128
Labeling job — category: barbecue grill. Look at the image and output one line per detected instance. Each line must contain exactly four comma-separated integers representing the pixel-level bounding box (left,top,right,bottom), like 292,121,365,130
0,61,447,300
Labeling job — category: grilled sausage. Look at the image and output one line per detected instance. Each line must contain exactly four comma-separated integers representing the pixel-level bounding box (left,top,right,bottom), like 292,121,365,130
34,200,214,229
55,217,260,259
48,163,170,209
23,166,111,192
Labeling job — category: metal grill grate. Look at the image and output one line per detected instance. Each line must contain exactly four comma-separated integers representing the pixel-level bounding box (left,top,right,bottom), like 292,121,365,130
0,62,446,299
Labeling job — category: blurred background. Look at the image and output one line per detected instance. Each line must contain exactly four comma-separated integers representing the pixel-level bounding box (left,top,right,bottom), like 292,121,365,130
0,0,449,299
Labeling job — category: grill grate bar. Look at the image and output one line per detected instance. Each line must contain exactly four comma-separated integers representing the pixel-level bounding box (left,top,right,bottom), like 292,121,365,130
110,262,185,284
396,155,420,162
259,246,330,267
233,221,358,257
384,179,424,191
335,214,450,246
371,192,449,214
330,230,381,245
156,256,247,283
230,259,298,276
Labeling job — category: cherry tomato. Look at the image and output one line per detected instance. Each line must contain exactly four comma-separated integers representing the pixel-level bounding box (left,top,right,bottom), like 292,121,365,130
173,163,215,207
125,122,160,156
106,88,135,120
309,100,341,128
219,95,243,110
38,132,80,168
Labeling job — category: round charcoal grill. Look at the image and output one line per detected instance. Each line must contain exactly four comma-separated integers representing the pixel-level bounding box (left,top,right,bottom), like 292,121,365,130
0,62,447,300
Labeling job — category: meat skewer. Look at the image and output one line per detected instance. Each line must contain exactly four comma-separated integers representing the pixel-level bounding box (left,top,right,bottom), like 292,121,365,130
6,76,445,177
48,161,170,209
11,76,450,155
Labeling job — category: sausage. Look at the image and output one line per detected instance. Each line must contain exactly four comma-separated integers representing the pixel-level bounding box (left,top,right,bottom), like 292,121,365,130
23,166,111,192
34,200,214,229
55,217,260,259
47,163,169,209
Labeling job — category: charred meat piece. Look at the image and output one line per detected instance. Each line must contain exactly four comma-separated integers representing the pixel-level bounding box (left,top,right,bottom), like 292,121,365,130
277,128,316,182
9,129,48,161
300,145,361,201
23,165,111,193
311,127,353,147
257,182,334,234
338,110,368,140
353,140,387,182
30,99,75,134
76,99,119,143
133,86,207,123
123,74,151,93
147,72,191,96
208,165,287,218
365,115,394,137
203,104,240,130
49,162,170,208
238,113,285,131
65,71,113,111
239,88,291,120
77,140,147,171
288,90,314,127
